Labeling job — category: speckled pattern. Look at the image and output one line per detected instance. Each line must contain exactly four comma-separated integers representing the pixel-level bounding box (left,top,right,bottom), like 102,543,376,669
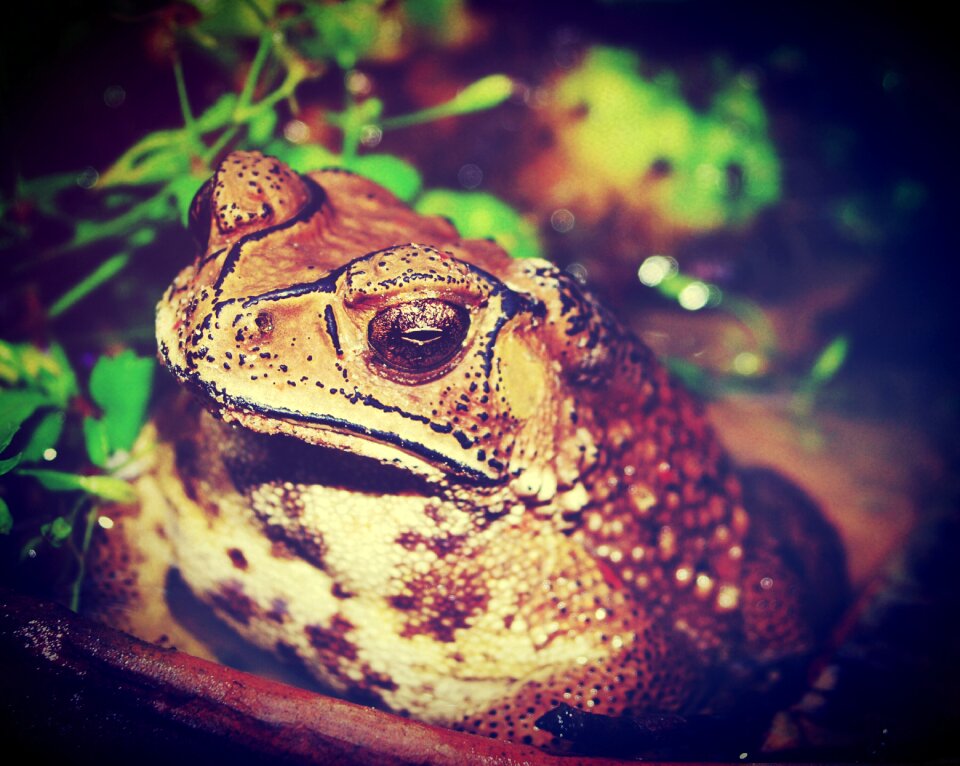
90,151,844,751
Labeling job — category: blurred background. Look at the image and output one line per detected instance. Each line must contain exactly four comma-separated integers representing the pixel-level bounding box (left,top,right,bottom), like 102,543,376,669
1,1,958,761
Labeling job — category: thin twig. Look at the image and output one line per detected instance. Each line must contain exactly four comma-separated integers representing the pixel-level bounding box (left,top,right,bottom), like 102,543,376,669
68,497,96,613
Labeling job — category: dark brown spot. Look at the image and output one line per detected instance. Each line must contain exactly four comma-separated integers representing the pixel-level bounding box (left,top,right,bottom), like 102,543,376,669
395,530,466,559
270,540,296,559
393,568,490,643
209,581,256,626
332,582,354,599
305,615,358,664
227,548,248,570
262,523,327,570
266,598,288,624
388,595,416,611
362,666,398,692
173,440,203,505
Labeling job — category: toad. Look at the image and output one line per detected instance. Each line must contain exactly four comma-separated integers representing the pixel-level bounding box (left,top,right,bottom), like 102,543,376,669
88,151,846,753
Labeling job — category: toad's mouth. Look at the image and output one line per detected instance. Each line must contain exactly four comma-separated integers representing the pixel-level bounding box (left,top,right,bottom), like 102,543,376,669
208,387,500,486
222,427,440,498
195,402,497,500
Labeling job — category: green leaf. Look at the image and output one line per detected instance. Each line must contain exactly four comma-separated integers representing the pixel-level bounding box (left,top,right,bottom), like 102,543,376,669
0,497,11,534
103,190,140,209
196,93,240,131
99,127,197,188
21,410,65,463
349,96,384,127
40,516,73,547
5,342,77,403
18,468,85,492
0,390,50,450
381,74,513,129
415,190,543,259
446,74,514,113
302,0,381,70
188,0,275,38
0,339,22,384
48,253,130,318
88,351,154,453
0,452,22,475
37,343,79,406
247,108,278,145
17,171,80,202
128,228,157,248
18,469,138,503
348,154,422,201
101,129,180,183
809,335,849,385
122,146,194,187
1,417,22,455
263,141,339,173
82,417,111,468
403,0,464,29
168,174,208,226
79,475,139,504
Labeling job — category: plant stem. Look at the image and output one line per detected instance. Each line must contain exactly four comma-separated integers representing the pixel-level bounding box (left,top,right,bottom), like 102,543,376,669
173,53,196,130
721,295,778,361
13,193,164,275
48,253,130,318
341,82,360,162
68,498,97,613
238,31,274,111
172,52,207,162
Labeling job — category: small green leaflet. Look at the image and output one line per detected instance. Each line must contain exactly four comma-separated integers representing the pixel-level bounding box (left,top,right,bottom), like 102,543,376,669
18,469,137,504
40,516,73,547
415,190,543,260
87,351,154,454
0,497,11,534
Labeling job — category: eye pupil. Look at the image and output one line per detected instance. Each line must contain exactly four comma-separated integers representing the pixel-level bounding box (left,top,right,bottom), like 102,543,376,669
403,328,444,345
368,300,469,372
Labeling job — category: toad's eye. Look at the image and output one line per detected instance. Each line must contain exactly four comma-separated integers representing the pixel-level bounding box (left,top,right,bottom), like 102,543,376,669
368,299,470,372
187,177,214,252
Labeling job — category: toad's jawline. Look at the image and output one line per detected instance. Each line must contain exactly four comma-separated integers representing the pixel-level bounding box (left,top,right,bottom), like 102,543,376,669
185,378,502,486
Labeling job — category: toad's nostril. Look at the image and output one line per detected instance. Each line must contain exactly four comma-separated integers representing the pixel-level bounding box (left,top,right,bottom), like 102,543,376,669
255,311,274,335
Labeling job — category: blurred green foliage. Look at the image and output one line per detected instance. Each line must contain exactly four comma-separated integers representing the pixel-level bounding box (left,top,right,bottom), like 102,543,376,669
417,190,542,259
552,46,781,230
